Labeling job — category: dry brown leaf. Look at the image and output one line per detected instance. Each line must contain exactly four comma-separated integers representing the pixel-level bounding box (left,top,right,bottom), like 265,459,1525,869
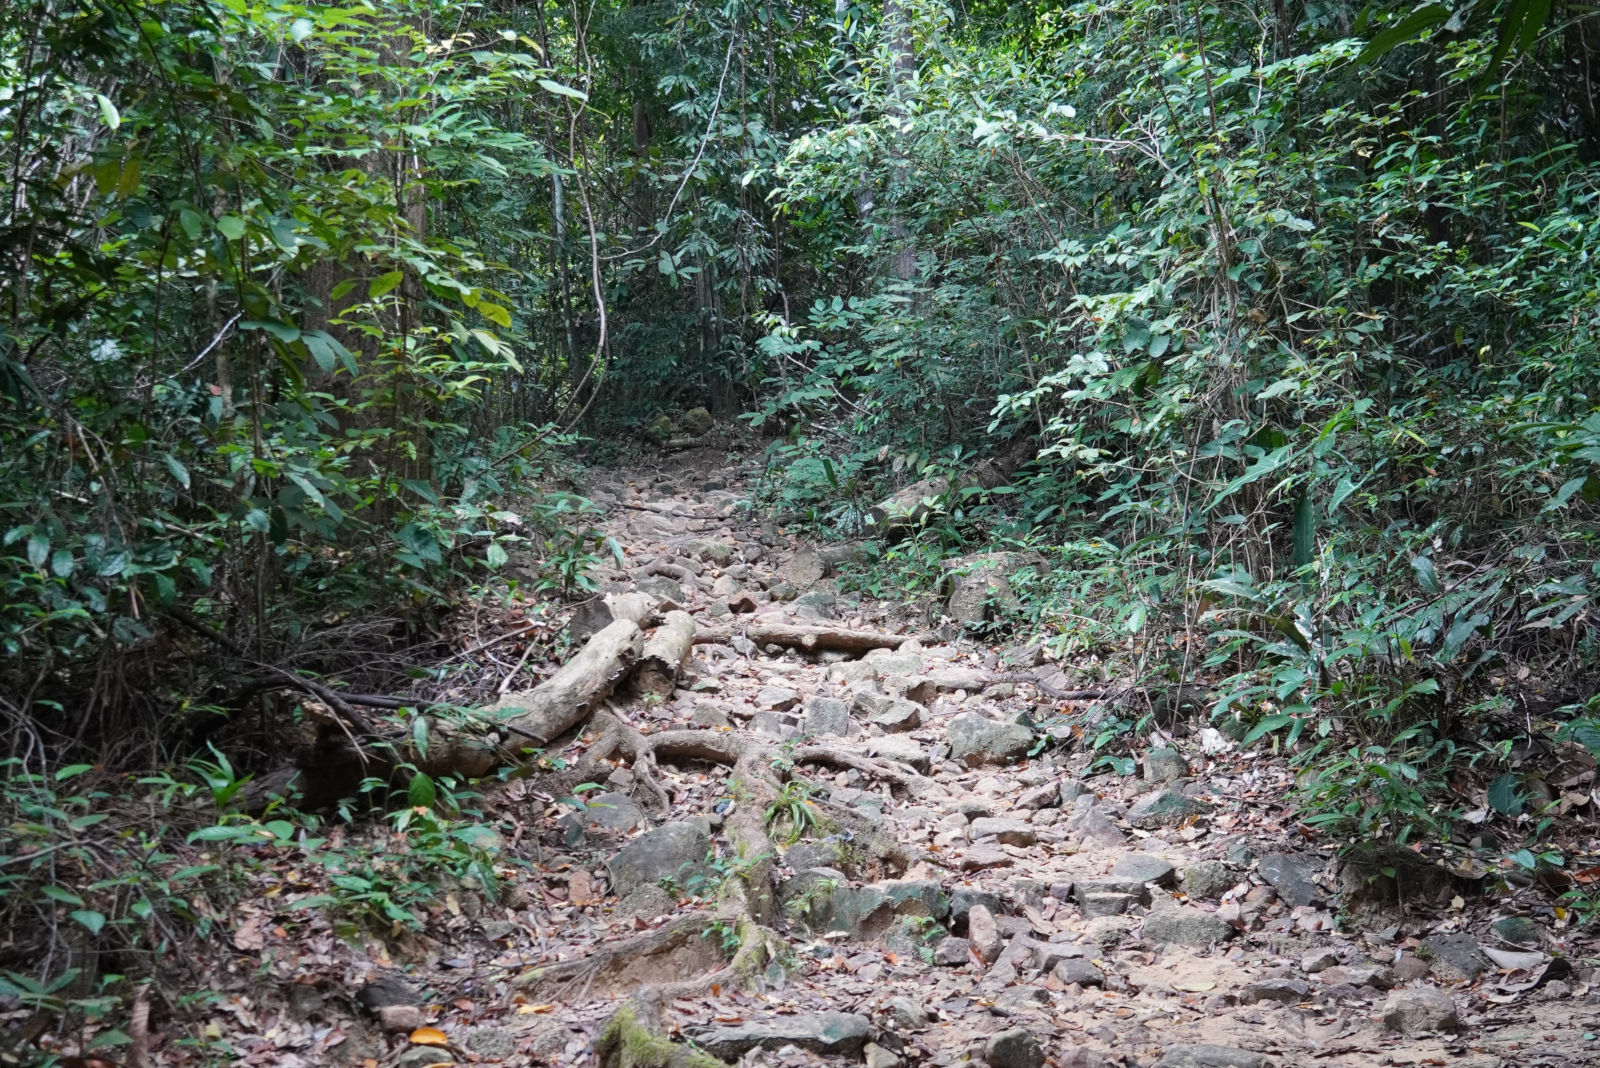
408,1027,450,1046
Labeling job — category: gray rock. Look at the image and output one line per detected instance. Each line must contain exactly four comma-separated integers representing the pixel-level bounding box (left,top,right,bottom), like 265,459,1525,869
768,581,798,601
1241,978,1310,1004
691,1012,873,1059
872,698,925,733
984,1027,1044,1068
1073,877,1147,902
1143,906,1235,947
1059,780,1091,803
946,712,1035,766
1300,948,1340,973
1127,789,1211,830
1421,932,1490,982
1182,860,1238,900
398,1047,453,1068
1154,1046,1278,1068
804,696,851,737
970,817,1037,846
934,936,972,965
1382,987,1461,1033
781,548,828,589
1081,892,1135,918
1112,853,1178,888
607,821,710,898
757,684,801,711
1053,958,1106,987
1259,853,1322,907
969,904,1005,963
1144,748,1191,782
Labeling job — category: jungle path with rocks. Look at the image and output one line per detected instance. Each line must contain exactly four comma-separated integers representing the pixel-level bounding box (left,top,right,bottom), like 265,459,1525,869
357,446,1596,1068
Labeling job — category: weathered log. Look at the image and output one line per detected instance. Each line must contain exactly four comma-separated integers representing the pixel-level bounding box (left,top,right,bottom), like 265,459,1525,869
631,610,696,697
866,476,950,533
489,618,643,745
570,591,658,643
693,622,911,654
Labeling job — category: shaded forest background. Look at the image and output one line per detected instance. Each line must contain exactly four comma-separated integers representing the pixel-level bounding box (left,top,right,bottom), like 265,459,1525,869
7,0,1600,1043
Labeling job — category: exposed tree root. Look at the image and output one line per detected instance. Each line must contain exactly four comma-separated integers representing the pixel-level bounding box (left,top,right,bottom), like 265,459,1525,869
693,621,915,654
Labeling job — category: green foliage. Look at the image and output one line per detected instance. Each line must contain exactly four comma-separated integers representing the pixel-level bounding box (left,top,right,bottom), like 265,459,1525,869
763,779,819,845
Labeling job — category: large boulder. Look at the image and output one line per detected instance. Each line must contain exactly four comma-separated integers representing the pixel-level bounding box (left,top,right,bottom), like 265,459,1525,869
947,712,1034,766
680,406,714,436
689,1013,872,1060
607,822,710,898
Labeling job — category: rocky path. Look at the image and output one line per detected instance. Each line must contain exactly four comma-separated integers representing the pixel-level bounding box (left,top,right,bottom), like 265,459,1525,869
365,449,1594,1068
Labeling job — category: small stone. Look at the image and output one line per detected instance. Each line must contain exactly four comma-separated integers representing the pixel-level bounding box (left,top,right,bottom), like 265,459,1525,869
1144,748,1190,782
868,735,931,773
934,936,972,965
1183,860,1238,900
617,884,676,919
1053,958,1106,987
1300,948,1340,974
1542,979,1572,999
465,1027,518,1059
398,1046,453,1068
768,581,798,601
961,846,1014,871
728,591,758,613
1127,789,1211,830
970,817,1037,846
1143,906,1235,947
984,1027,1045,1068
1112,853,1178,888
1382,987,1461,1033
1393,954,1431,983
1240,978,1310,1005
968,904,1005,963
1067,805,1128,847
356,976,423,1013
1258,853,1321,908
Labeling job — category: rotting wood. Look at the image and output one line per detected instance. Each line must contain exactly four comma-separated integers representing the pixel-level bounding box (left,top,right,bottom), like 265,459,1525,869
631,610,695,697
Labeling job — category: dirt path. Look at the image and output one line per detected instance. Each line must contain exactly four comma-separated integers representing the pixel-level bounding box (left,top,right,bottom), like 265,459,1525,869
356,450,1594,1068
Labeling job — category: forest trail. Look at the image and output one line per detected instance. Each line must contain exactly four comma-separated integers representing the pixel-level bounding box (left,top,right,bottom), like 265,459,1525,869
350,446,1592,1068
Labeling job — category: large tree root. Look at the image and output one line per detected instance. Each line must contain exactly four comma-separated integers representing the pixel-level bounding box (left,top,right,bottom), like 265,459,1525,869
692,622,914,654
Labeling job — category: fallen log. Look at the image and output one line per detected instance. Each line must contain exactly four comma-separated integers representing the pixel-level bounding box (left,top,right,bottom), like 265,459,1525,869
692,622,912,654
570,591,658,643
630,610,696,697
481,618,643,748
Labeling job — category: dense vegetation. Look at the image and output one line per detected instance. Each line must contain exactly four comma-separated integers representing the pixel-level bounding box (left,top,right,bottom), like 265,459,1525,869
6,0,1600,1052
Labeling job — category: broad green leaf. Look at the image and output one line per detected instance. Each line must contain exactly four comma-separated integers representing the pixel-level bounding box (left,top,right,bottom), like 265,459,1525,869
94,93,120,131
486,541,508,568
165,454,191,490
217,215,247,240
70,909,107,936
1487,772,1523,815
290,17,315,42
408,772,437,809
538,78,588,100
369,271,405,299
1243,713,1294,745
40,885,86,906
478,303,511,327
